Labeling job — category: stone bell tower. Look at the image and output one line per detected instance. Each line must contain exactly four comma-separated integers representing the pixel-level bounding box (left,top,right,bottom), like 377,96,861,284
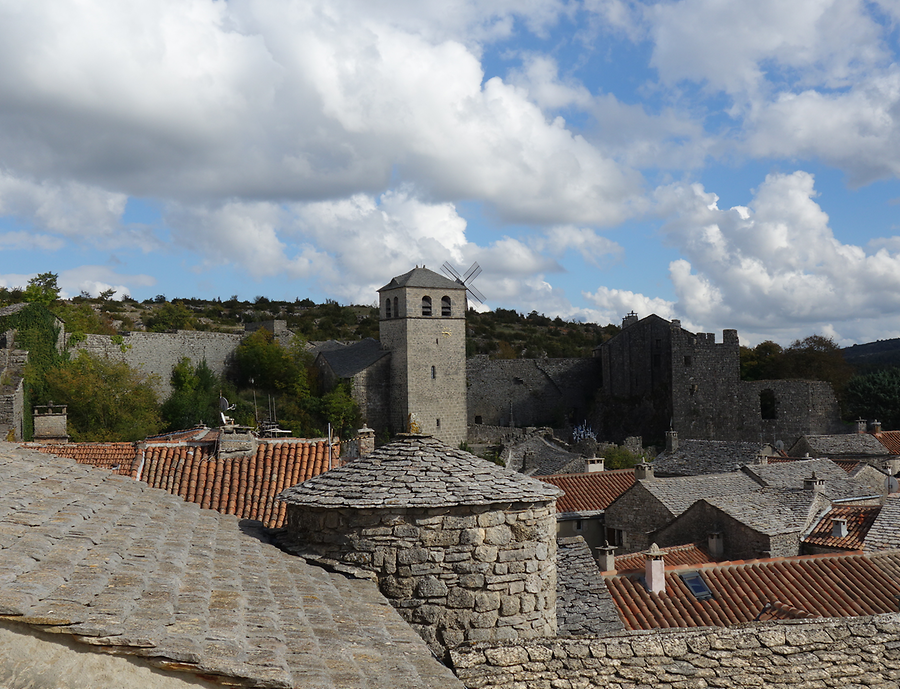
378,267,467,446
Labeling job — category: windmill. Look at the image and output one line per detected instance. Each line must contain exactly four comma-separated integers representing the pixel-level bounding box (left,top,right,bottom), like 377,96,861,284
441,261,486,304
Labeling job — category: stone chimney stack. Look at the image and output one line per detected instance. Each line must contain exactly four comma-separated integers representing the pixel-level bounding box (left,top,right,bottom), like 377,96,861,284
597,541,617,573
857,419,867,434
873,420,882,434
586,456,605,473
708,531,724,559
635,462,655,480
357,425,375,457
803,472,825,492
645,543,666,594
832,517,849,538
622,311,638,328
665,430,678,454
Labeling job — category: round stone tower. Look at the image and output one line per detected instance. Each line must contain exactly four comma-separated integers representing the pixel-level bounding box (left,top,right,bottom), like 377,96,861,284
278,435,562,657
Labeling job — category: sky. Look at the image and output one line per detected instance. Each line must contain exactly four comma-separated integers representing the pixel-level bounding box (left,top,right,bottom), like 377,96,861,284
1,0,900,346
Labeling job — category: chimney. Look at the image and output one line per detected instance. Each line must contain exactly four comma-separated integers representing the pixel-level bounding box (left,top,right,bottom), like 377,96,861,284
756,452,768,465
708,531,724,559
831,517,848,538
873,420,882,434
670,319,681,329
803,472,825,491
622,311,638,328
634,462,655,480
665,430,679,454
645,543,666,594
597,541,617,573
857,419,867,434
586,456,605,473
357,425,375,458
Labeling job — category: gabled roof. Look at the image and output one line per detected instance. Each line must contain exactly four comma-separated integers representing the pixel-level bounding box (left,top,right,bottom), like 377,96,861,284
279,435,562,509
636,472,760,516
803,505,881,550
378,267,464,292
0,442,461,688
865,494,900,551
605,551,900,631
316,337,389,378
538,469,636,513
743,458,878,501
556,536,624,637
614,543,711,573
701,487,827,536
653,440,766,476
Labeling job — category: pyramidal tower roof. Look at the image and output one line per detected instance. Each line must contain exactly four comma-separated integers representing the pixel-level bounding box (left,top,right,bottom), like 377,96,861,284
378,267,464,293
278,435,562,508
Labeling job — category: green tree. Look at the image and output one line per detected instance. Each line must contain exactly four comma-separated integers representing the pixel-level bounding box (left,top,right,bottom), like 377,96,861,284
46,351,162,441
740,340,785,380
145,301,196,332
321,381,361,438
781,335,854,393
23,272,60,307
160,358,226,430
603,445,639,470
844,368,900,430
231,329,304,393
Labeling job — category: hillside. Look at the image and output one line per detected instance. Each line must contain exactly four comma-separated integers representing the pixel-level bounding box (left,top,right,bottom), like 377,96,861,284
842,338,900,371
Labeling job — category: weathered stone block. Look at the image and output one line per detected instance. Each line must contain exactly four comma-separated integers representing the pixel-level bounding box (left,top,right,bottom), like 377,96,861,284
476,591,502,612
475,545,499,562
460,528,485,545
415,576,448,598
485,525,513,546
447,588,476,609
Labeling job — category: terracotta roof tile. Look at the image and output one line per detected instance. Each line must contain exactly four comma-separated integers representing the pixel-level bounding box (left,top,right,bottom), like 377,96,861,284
538,470,636,513
604,551,900,630
874,430,900,454
803,505,881,550
29,437,338,528
614,543,711,573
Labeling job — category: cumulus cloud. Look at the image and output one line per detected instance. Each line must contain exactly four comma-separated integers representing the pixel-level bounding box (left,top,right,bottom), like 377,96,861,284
536,225,623,266
58,266,157,300
656,171,900,342
583,285,677,326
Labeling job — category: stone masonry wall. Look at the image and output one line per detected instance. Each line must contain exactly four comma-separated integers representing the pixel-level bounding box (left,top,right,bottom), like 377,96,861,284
467,358,600,428
450,612,900,688
74,331,243,399
283,502,557,657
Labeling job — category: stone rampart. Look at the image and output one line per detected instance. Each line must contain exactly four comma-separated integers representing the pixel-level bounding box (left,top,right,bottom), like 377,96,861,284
450,612,900,688
73,331,243,399
284,502,558,655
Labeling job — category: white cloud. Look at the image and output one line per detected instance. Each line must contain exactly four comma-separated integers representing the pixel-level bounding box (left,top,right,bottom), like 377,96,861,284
536,225,623,266
58,265,157,300
656,171,900,342
583,285,677,326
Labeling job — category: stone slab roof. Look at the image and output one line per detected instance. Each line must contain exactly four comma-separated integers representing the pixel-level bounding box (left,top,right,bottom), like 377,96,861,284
0,442,461,688
30,438,338,528
638,472,760,516
605,551,900,631
279,435,562,509
538,470,635,513
555,536,624,637
701,487,827,536
744,458,877,501
378,267,464,292
804,505,881,550
317,337,389,378
653,440,765,476
789,433,888,457
865,494,900,551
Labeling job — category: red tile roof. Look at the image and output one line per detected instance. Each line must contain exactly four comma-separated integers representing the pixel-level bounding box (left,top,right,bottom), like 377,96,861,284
874,430,900,454
29,442,137,476
27,437,338,528
614,543,711,573
803,505,881,550
605,551,900,631
538,469,636,513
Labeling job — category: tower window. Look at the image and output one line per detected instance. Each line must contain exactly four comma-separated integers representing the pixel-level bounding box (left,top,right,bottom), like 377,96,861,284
422,296,432,316
684,355,692,366
441,296,451,317
386,299,392,318
431,365,436,379
393,297,398,317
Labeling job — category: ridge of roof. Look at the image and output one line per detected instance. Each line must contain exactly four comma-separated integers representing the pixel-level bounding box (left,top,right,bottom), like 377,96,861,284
279,435,562,508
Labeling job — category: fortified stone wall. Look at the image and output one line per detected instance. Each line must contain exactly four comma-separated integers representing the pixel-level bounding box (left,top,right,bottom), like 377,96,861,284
283,502,558,656
467,358,600,428
73,331,243,399
450,612,900,688
349,355,391,432
0,345,26,442
600,315,673,399
735,379,846,444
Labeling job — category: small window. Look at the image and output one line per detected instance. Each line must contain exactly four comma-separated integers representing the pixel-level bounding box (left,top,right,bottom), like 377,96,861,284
431,366,436,379
606,528,623,546
475,415,483,424
436,418,441,428
689,384,698,396
386,299,392,318
760,389,778,420
680,572,714,601
422,296,432,316
652,354,661,367
441,295,451,317
684,355,692,366
393,297,398,317
575,520,583,532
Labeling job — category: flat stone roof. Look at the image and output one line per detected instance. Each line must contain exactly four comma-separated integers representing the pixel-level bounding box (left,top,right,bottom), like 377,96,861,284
0,442,461,689
279,435,562,508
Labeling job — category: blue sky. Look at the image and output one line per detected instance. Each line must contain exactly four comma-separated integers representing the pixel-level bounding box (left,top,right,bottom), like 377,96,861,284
2,0,900,346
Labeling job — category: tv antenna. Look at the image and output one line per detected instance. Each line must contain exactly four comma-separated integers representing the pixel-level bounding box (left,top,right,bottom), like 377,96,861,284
441,261,485,304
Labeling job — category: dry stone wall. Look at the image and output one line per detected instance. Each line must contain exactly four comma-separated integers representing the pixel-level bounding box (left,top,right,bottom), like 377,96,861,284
284,502,558,656
450,612,900,688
